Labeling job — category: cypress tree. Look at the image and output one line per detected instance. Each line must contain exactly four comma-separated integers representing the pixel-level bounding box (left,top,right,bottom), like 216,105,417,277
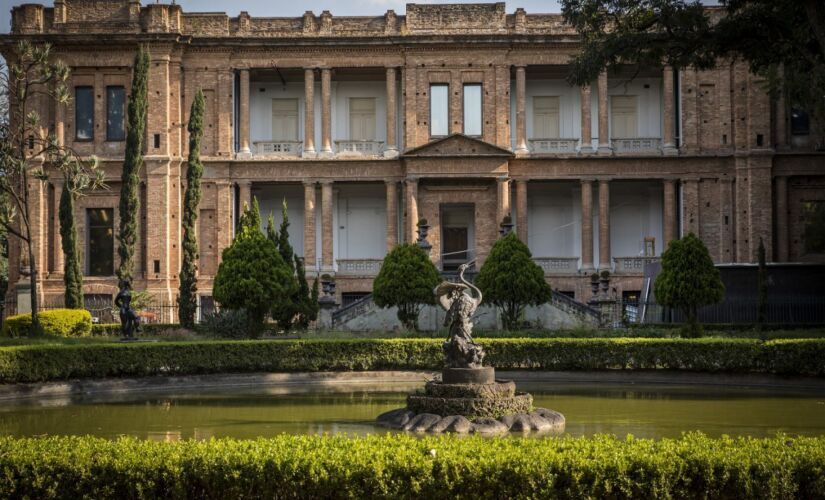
117,46,149,281
293,256,319,329
178,89,205,328
59,181,83,309
272,200,299,331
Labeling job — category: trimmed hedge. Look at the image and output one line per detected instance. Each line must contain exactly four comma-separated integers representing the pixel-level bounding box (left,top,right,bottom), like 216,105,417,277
0,434,824,498
0,338,823,383
1,309,92,338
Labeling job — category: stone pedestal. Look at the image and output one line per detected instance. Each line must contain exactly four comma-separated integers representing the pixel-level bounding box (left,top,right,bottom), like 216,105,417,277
442,366,494,384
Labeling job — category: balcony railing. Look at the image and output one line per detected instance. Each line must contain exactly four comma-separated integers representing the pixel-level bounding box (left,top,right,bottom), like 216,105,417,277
528,138,579,154
533,257,580,275
336,258,383,276
611,138,662,154
335,140,384,156
613,256,660,274
253,141,302,156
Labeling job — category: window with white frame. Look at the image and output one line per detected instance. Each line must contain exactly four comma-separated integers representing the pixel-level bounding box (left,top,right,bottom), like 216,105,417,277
349,97,376,140
463,84,482,136
533,96,560,138
430,84,449,137
610,95,638,138
271,98,299,141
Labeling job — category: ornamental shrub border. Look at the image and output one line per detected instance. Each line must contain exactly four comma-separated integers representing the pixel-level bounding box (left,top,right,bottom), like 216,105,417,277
1,309,92,338
0,338,823,383
0,433,824,499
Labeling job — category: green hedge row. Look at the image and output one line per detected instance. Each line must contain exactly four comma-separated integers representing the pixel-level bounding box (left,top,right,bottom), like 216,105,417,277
0,338,823,383
1,434,824,499
1,310,92,338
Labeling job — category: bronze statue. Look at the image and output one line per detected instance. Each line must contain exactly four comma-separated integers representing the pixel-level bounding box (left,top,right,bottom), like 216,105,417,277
115,280,141,339
434,263,485,368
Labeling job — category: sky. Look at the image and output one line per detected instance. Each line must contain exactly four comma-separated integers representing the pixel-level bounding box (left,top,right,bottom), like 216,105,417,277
0,0,567,34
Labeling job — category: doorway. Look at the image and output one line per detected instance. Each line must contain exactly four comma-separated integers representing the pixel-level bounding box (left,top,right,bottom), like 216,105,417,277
440,204,475,271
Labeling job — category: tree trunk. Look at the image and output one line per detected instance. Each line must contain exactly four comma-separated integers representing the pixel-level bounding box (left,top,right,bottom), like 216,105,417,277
27,238,40,337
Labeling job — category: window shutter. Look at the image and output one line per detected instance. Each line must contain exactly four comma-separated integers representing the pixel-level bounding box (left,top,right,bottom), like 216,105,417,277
611,96,638,138
533,96,560,138
271,99,299,141
349,98,376,140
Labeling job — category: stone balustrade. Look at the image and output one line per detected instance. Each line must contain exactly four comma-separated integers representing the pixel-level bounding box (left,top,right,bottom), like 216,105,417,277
253,141,302,157
336,258,384,276
532,257,580,275
613,256,660,274
335,140,385,157
528,138,579,154
611,138,662,154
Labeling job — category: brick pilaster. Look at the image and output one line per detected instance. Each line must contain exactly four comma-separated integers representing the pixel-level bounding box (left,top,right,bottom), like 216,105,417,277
515,179,528,243
320,180,334,271
514,65,528,156
580,179,594,271
597,71,611,154
303,68,316,157
385,181,398,250
598,179,611,270
303,181,317,271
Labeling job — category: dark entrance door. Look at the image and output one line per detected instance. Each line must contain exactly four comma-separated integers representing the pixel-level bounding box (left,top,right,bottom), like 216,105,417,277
442,227,468,271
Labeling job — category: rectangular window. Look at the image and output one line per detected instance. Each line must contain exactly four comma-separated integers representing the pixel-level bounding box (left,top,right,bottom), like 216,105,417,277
86,208,114,276
533,96,560,138
349,98,376,140
106,86,126,141
271,98,299,141
610,95,638,138
430,84,449,137
791,109,810,136
75,86,94,141
462,84,482,136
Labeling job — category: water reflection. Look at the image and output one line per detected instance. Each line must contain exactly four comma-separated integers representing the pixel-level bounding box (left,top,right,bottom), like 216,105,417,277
0,382,823,440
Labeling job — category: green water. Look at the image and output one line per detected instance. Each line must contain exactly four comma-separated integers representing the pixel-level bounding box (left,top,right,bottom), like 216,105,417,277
1,382,823,440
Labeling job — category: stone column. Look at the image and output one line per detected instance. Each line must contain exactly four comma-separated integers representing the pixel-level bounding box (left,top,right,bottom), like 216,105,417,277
385,67,399,158
52,179,64,277
302,68,316,157
238,180,252,211
320,68,333,156
303,181,317,271
515,179,528,242
514,65,529,156
775,176,789,262
598,179,611,270
496,178,512,225
405,178,419,243
662,66,678,155
580,85,593,154
238,69,251,155
320,180,334,271
580,179,594,271
385,181,398,250
597,70,611,154
54,99,65,148
663,178,678,249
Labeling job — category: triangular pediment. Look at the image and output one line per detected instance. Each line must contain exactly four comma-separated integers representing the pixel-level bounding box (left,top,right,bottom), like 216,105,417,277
402,134,514,158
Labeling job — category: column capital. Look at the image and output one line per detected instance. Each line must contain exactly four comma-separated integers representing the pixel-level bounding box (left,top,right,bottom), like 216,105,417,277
598,178,611,185
319,179,334,185
580,177,596,185
513,64,527,70
303,180,317,187
384,179,400,186
237,179,252,188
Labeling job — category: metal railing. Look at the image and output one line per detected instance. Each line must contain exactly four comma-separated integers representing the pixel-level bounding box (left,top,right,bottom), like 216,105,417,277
533,257,579,275
335,140,384,156
336,258,383,276
611,137,662,153
332,293,375,326
253,140,303,156
621,298,825,325
528,138,579,154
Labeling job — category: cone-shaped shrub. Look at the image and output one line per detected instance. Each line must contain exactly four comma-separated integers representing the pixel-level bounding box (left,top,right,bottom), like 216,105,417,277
373,244,440,331
476,232,552,330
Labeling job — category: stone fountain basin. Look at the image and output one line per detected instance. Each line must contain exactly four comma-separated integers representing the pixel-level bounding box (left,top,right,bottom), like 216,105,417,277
376,406,565,435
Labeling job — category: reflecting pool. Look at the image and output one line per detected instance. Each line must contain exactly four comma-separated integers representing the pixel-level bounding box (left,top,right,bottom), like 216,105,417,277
1,381,824,440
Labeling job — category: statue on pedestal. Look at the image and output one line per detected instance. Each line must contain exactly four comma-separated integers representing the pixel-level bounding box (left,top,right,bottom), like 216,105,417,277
115,280,141,339
434,263,484,368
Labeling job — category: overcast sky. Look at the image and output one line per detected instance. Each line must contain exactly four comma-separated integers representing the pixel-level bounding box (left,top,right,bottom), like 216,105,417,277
0,0,567,34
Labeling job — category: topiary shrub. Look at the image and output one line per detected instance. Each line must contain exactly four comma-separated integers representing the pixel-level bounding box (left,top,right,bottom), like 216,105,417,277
654,233,725,338
476,232,552,330
201,309,263,339
1,309,92,338
373,243,441,331
213,199,296,327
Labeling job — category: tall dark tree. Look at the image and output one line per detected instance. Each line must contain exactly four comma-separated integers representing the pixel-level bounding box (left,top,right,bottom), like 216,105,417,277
561,0,825,127
59,181,82,309
293,255,319,329
178,89,205,328
117,46,149,282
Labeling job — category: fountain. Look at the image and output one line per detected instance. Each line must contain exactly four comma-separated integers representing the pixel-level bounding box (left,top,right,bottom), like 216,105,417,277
377,263,566,434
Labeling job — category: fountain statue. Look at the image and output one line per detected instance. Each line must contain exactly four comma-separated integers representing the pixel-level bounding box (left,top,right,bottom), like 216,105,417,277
115,280,141,340
377,260,566,434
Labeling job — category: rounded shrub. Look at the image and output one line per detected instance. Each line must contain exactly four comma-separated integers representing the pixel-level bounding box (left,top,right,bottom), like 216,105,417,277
373,243,441,331
1,309,92,338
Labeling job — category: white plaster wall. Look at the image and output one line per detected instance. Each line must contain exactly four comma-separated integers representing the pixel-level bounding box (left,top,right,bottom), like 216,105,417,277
608,78,663,138
253,184,305,258
609,181,665,258
527,182,583,262
335,184,387,260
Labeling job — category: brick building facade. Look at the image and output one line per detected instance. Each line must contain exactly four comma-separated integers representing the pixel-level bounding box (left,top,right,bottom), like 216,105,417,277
2,1,824,316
